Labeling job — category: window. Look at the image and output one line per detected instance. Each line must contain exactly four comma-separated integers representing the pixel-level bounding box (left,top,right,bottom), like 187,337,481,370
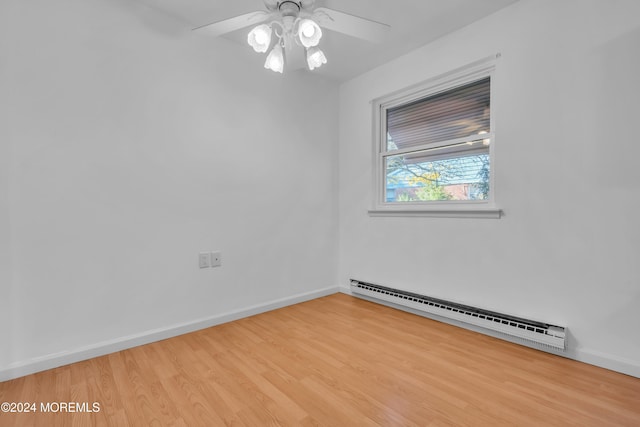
370,57,501,218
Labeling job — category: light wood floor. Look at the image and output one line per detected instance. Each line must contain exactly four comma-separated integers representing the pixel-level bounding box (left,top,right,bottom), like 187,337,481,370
1,293,639,426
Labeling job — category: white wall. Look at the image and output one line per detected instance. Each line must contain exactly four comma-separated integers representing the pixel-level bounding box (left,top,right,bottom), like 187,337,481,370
338,0,640,376
0,1,14,370
0,0,338,376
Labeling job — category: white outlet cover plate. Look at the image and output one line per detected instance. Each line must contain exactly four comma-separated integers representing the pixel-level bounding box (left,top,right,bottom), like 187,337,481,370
199,252,210,268
211,251,222,267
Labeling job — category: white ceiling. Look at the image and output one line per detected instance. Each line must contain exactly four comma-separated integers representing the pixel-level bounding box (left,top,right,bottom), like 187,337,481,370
138,0,519,82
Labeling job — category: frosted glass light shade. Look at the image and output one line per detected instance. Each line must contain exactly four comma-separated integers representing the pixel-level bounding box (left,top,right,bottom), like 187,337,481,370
306,46,327,70
248,24,272,53
297,19,322,48
264,43,285,73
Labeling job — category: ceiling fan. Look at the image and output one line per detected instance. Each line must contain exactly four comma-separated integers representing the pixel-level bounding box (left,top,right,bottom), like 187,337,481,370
192,0,390,73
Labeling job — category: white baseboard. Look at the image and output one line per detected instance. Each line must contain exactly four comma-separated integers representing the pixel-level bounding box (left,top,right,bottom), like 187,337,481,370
0,286,340,382
572,348,640,379
338,285,351,295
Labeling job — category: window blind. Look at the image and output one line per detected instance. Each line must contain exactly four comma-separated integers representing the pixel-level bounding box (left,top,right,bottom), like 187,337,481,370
386,77,490,151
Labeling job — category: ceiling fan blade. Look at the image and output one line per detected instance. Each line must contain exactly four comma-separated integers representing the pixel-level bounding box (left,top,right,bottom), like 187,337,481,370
313,7,390,43
192,11,270,37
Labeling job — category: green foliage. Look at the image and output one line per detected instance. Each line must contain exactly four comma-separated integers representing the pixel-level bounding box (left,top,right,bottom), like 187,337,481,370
395,172,452,201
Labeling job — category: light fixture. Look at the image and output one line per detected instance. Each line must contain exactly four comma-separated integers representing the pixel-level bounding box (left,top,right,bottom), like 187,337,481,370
247,24,272,53
247,1,326,73
297,19,322,47
264,42,284,73
194,1,391,75
306,46,326,70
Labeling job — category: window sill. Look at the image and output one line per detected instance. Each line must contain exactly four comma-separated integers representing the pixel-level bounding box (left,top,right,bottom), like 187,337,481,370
368,207,502,219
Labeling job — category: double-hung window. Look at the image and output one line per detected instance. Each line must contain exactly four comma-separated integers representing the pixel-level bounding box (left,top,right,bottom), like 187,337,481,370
370,57,500,218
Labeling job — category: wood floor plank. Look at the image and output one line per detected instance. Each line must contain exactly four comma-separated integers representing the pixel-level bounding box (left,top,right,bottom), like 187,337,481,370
1,293,639,426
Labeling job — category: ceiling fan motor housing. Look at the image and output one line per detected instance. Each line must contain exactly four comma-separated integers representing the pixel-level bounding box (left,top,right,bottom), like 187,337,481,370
277,1,303,37
278,1,302,17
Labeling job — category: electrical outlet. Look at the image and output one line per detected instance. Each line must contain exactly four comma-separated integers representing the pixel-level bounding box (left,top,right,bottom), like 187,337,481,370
199,252,210,269
211,251,222,267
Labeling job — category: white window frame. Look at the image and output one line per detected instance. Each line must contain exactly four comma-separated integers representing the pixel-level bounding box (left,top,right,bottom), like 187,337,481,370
369,55,502,219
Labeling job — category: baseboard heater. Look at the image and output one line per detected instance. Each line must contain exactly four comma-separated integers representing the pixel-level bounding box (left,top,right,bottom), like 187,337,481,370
351,280,566,351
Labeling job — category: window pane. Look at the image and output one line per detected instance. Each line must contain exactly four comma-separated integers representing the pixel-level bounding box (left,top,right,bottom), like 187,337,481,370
385,144,490,202
386,77,490,151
